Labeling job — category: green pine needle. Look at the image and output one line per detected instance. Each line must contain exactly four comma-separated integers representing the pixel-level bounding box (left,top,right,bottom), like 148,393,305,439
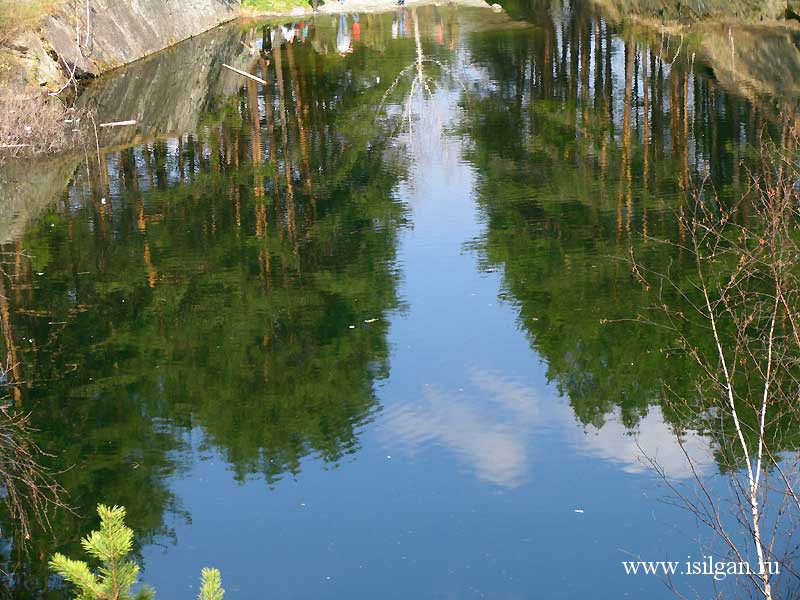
51,504,224,600
198,568,225,600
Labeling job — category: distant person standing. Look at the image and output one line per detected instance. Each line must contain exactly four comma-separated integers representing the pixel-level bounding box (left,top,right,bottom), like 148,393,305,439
282,23,296,44
262,25,272,54
337,14,351,55
433,6,444,45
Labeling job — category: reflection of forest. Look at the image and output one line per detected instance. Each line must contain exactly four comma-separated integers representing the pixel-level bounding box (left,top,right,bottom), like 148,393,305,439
0,22,414,594
461,0,797,459
0,2,798,594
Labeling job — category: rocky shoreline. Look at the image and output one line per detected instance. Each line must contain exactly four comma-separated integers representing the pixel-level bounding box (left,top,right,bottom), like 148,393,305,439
591,0,799,22
3,0,798,100
0,0,495,98
588,0,800,118
0,0,240,97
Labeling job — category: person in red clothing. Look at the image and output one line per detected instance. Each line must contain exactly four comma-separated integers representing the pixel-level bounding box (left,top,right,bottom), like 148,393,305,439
352,14,361,42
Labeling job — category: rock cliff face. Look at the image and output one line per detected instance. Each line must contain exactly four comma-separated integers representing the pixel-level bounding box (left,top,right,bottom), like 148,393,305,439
1,0,240,93
46,0,240,75
78,21,255,147
0,22,255,242
589,0,800,116
592,0,787,21
693,22,800,106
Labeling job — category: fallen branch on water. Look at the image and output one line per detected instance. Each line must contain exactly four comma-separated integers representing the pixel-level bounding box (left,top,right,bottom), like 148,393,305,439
98,120,137,128
222,63,266,84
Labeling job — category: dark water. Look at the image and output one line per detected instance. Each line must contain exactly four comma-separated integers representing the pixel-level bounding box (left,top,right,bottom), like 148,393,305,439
0,1,795,598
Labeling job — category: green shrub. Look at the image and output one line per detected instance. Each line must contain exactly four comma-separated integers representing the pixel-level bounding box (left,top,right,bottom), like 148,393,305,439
49,504,224,600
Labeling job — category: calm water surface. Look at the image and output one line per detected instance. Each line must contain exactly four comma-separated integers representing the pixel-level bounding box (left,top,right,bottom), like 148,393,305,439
0,1,789,597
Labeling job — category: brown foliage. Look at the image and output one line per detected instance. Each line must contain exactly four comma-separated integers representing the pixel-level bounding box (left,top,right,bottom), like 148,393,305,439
0,92,78,162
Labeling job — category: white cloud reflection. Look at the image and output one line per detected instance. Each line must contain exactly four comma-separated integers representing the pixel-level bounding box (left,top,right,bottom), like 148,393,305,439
574,407,716,478
380,367,716,489
381,383,529,487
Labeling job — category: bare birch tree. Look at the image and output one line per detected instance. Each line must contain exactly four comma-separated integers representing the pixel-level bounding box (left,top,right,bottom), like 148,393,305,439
629,122,800,600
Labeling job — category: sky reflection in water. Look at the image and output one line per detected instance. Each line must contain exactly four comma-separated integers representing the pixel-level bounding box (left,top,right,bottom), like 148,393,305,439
0,2,782,598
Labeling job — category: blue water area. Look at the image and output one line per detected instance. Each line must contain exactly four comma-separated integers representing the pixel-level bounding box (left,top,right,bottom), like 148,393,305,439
0,1,790,598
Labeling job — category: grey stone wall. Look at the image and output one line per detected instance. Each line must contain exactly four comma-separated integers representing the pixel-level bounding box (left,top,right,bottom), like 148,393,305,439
593,0,787,21
45,0,241,76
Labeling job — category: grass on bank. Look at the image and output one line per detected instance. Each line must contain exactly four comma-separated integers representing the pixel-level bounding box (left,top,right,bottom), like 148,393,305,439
0,0,64,45
241,0,311,14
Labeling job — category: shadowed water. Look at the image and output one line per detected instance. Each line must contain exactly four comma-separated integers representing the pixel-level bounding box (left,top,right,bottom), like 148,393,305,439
0,1,796,598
